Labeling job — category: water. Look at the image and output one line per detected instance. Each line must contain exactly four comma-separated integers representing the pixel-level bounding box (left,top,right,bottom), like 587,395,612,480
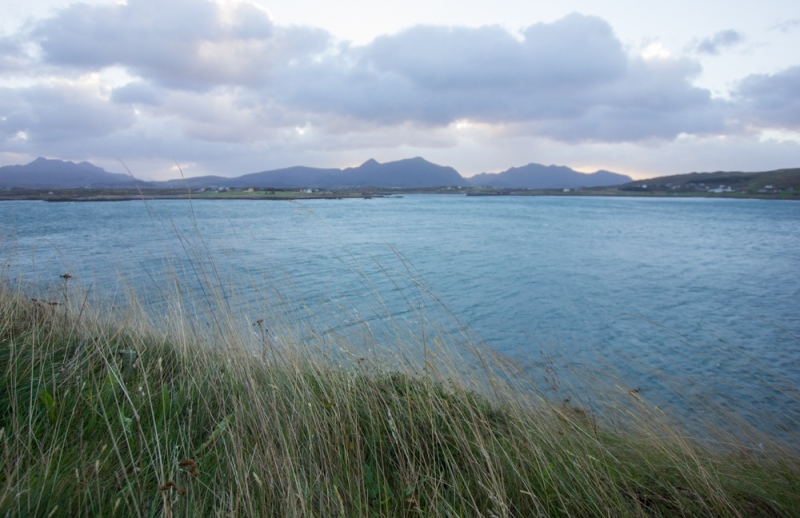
2,195,799,430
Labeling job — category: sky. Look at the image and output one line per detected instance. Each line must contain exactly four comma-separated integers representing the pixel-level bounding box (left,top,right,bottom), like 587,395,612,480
0,0,799,180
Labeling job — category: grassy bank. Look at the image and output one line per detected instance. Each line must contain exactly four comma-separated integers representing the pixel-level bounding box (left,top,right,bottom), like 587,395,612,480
1,282,799,517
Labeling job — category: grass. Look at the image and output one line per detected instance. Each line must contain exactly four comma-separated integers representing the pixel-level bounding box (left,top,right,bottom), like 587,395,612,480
1,279,799,517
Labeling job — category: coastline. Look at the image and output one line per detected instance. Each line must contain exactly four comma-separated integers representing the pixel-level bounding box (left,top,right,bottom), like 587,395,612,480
0,186,797,202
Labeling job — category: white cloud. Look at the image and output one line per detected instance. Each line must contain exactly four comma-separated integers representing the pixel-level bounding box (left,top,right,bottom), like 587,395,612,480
32,0,329,89
268,14,725,142
641,43,671,60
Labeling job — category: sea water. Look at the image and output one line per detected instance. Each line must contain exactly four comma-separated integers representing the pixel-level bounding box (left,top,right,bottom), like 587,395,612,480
2,195,799,430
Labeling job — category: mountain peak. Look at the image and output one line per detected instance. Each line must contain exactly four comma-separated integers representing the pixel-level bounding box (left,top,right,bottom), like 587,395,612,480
360,158,380,167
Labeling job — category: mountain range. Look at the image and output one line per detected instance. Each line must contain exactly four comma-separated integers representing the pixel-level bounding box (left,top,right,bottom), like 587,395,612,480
160,157,470,189
0,157,633,189
470,163,631,189
0,157,137,188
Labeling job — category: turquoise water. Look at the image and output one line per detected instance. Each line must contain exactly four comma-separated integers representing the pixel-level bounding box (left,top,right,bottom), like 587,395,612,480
2,195,799,429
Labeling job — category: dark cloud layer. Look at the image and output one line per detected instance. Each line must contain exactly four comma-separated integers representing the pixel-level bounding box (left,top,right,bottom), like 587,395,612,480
0,35,30,73
734,66,800,130
110,82,162,106
0,0,797,167
0,84,135,145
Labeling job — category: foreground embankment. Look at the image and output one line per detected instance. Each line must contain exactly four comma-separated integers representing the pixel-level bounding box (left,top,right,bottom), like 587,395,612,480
1,286,799,517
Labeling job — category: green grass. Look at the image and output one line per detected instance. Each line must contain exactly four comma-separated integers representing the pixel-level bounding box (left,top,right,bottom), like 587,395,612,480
1,280,799,517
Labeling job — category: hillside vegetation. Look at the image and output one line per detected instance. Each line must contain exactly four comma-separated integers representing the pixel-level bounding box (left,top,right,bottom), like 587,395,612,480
622,168,800,193
1,274,799,517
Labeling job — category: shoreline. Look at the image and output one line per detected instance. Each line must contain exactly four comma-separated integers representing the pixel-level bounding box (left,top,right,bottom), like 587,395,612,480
0,187,797,202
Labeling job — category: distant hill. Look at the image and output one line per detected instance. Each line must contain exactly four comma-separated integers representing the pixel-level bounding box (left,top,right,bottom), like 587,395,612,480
622,168,800,191
337,158,468,188
0,157,138,188
469,163,632,188
164,157,469,189
160,166,338,189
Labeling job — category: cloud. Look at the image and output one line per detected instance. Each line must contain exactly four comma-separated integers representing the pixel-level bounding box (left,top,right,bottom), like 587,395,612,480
364,16,627,91
110,81,162,106
12,3,729,143
23,3,728,144
32,0,330,90
0,83,136,147
0,35,31,73
273,14,725,142
771,18,800,33
693,29,744,55
734,66,800,130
